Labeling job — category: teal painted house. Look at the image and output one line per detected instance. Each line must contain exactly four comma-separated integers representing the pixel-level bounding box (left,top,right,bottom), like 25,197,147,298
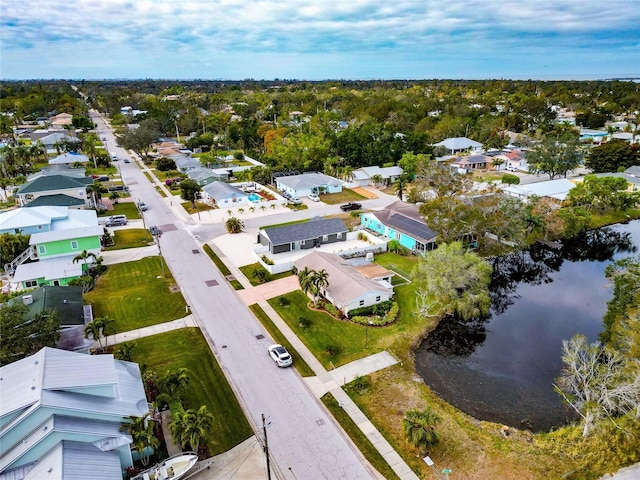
0,348,148,479
360,201,437,254
0,207,103,289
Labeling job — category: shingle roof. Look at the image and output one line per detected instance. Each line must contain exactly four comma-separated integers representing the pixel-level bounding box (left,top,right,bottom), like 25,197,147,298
202,181,248,200
433,137,482,150
625,165,640,176
261,217,347,246
16,175,92,195
368,201,437,243
294,251,392,307
48,152,89,165
24,194,86,208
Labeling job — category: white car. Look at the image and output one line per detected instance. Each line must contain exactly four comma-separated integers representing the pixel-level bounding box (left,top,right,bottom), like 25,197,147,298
308,193,320,202
267,344,292,367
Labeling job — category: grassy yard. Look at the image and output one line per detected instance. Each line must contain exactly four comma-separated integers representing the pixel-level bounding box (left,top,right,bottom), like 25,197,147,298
374,252,419,280
144,171,154,183
105,228,153,250
129,328,253,455
239,263,292,286
181,201,215,214
85,256,187,332
588,208,640,229
249,304,314,377
155,186,168,197
98,202,141,219
320,189,367,205
261,218,310,230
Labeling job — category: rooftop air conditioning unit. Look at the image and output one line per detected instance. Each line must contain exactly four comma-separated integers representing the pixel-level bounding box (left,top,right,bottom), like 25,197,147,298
23,295,33,305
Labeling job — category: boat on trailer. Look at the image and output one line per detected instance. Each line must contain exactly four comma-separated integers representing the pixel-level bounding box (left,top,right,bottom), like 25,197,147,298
132,452,199,480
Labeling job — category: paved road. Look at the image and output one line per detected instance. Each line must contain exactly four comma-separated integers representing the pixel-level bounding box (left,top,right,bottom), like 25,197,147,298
90,111,377,479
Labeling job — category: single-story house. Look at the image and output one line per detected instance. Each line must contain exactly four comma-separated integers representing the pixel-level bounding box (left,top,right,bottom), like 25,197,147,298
351,166,404,187
450,154,491,172
294,251,394,316
494,149,529,172
503,178,576,202
625,165,640,177
186,167,226,186
8,286,93,352
48,152,89,166
202,181,250,207
274,172,343,198
0,347,148,479
258,217,348,254
172,155,201,173
361,200,437,254
589,172,640,192
433,137,482,154
49,112,74,126
37,132,78,152
15,175,93,207
579,128,609,144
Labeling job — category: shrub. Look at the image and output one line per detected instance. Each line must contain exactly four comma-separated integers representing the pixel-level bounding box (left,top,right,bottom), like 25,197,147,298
349,300,394,318
352,374,370,393
298,317,310,328
357,231,368,241
278,297,290,307
324,344,340,356
383,302,400,324
261,255,274,265
324,302,340,317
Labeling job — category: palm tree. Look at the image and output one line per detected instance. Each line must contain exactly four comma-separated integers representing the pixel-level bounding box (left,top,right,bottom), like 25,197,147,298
260,205,266,212
297,266,314,299
370,173,383,187
97,316,116,350
310,269,329,307
225,216,244,234
402,407,441,452
114,342,135,361
158,367,190,401
83,133,99,169
491,158,505,172
120,414,159,466
73,250,98,273
84,319,103,351
179,406,215,451
393,175,409,200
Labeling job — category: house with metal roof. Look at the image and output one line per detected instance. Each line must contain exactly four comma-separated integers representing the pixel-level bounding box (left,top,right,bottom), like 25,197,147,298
294,251,393,316
0,347,148,480
274,172,343,198
186,167,227,186
351,166,404,187
360,201,437,254
0,207,102,288
48,152,89,166
258,217,348,254
202,181,250,207
15,175,92,208
503,178,576,202
433,137,482,154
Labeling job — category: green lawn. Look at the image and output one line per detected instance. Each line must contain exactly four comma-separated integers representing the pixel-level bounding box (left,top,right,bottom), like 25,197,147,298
238,263,292,286
261,218,310,230
85,257,187,332
322,394,400,480
155,186,168,197
105,228,153,250
129,328,253,455
374,252,419,280
98,202,141,219
249,304,315,377
319,189,367,205
182,201,215,214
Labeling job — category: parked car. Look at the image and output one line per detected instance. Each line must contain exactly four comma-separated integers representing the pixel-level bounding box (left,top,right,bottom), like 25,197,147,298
308,193,320,202
289,197,302,205
267,344,292,367
149,226,162,237
123,158,130,163
105,215,127,227
340,202,362,211
93,175,109,181
108,185,129,193
138,201,148,211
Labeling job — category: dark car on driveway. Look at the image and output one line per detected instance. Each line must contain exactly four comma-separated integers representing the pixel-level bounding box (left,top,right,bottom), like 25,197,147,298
149,226,162,237
340,202,362,211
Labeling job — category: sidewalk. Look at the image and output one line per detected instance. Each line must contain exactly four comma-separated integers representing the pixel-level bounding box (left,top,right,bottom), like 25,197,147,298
100,315,197,347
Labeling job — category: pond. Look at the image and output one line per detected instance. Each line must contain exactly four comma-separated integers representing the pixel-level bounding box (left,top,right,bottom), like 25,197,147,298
414,220,640,432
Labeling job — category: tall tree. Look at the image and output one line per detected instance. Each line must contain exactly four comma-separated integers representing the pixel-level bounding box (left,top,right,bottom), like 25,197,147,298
585,139,640,173
116,118,161,161
120,414,159,466
527,134,583,179
158,367,190,401
180,179,202,206
412,242,492,320
178,406,215,451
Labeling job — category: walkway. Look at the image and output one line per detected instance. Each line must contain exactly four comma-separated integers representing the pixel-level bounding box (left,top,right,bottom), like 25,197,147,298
100,316,197,347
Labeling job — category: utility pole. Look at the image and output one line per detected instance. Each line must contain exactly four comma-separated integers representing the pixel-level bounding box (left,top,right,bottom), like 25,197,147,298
262,413,271,480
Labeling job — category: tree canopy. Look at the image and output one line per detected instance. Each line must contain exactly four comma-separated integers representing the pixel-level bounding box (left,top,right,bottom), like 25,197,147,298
585,140,640,173
0,303,60,365
527,134,583,179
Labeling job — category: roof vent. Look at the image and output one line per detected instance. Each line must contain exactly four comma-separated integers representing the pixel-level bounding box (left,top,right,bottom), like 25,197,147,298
22,295,33,305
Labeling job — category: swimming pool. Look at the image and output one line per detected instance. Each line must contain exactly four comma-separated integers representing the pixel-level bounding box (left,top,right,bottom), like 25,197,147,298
248,193,261,202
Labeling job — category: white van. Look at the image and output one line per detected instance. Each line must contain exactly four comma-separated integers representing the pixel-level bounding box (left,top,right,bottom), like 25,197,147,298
105,215,127,227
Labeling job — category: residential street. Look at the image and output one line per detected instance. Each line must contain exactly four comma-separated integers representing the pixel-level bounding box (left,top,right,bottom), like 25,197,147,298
90,111,379,479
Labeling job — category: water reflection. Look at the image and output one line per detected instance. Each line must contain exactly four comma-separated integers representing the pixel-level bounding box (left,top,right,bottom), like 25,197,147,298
415,221,640,432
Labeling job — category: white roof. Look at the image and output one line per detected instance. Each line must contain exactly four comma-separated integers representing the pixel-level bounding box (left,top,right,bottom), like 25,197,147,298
276,172,342,190
503,178,575,201
0,206,69,232
353,166,403,180
12,255,85,283
433,137,482,150
48,152,89,165
29,225,103,244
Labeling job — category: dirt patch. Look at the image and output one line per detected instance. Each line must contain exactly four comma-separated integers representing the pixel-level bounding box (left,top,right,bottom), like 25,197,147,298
169,284,181,293
351,187,379,199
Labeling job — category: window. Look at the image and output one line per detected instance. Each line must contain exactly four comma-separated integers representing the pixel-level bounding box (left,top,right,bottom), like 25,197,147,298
25,280,37,288
38,245,46,255
359,300,365,306
395,232,400,240
323,235,328,242
71,240,79,250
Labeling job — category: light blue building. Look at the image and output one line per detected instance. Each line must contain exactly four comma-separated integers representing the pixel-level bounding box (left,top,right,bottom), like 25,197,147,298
360,201,437,254
0,347,148,479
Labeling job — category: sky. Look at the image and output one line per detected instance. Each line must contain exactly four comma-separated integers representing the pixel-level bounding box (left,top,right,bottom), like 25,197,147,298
1,0,640,81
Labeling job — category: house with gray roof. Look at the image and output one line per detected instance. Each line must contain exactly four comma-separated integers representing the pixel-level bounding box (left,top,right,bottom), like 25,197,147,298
0,347,148,479
625,165,640,177
503,178,575,202
15,175,93,207
361,201,437,254
274,172,342,198
258,217,348,254
186,167,226,186
433,137,482,154
351,166,404,187
202,181,250,207
172,155,201,173
48,152,89,166
294,251,394,316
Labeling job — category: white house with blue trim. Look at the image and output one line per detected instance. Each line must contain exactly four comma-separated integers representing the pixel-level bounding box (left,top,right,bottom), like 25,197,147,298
0,347,148,480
